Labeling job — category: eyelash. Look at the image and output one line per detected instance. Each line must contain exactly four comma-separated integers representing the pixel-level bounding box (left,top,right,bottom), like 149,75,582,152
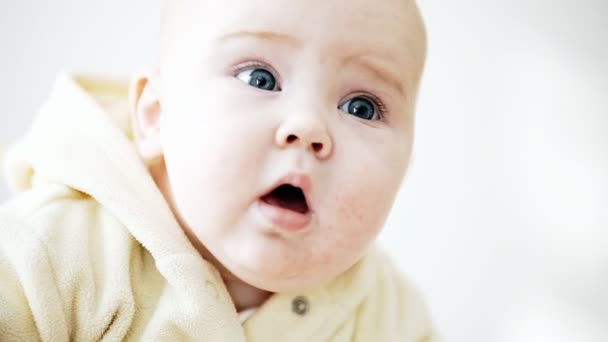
231,60,390,120
231,60,280,82
347,92,389,120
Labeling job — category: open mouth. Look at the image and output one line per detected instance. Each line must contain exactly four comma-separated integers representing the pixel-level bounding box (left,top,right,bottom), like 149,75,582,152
260,184,309,214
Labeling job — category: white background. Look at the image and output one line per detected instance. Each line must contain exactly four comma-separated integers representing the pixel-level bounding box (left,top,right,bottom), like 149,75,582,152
1,1,607,341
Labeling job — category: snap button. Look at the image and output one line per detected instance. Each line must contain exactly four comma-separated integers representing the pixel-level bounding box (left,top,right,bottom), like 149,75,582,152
205,280,219,300
292,296,309,315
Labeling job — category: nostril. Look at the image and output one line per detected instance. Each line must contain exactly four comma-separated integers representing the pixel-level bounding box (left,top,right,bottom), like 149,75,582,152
311,142,323,152
287,135,298,143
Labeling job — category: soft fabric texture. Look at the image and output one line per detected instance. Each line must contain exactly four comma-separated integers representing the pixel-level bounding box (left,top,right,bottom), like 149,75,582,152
0,73,437,341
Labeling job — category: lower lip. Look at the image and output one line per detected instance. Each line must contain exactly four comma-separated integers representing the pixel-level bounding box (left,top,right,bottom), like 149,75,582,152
256,200,312,232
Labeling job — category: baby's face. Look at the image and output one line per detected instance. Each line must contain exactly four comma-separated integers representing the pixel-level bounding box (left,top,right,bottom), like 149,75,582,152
155,0,426,291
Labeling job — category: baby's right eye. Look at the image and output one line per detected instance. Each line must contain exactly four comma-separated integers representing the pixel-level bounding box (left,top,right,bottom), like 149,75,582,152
236,67,280,92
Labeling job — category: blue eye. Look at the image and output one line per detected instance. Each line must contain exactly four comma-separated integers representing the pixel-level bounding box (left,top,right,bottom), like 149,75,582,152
236,68,279,91
338,97,379,120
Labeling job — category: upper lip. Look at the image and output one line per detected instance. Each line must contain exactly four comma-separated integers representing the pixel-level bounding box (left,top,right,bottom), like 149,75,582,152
260,172,313,210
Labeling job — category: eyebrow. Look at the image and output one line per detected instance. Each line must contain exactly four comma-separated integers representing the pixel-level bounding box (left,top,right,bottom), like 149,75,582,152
342,54,406,99
217,30,303,47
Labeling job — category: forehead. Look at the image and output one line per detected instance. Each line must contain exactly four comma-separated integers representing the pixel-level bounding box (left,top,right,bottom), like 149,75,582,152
162,0,426,83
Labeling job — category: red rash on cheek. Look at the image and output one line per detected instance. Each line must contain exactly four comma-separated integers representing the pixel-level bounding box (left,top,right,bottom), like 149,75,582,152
332,185,383,241
336,194,365,226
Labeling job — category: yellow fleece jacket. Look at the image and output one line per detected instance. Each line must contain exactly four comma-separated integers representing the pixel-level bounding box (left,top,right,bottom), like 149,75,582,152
0,74,437,341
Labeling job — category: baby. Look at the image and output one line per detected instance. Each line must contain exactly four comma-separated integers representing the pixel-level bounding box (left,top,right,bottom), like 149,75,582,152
0,0,434,340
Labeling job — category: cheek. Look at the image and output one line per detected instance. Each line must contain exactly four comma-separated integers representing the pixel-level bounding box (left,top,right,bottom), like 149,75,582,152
308,172,396,280
331,174,394,246
323,136,409,254
158,87,272,232
161,77,271,177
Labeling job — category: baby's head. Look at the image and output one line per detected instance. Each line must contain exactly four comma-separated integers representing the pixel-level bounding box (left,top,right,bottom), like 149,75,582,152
130,0,426,292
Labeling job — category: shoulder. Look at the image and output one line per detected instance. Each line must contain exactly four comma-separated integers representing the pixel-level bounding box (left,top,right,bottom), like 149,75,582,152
0,184,96,340
0,182,90,256
0,181,140,293
0,183,141,340
0,182,139,290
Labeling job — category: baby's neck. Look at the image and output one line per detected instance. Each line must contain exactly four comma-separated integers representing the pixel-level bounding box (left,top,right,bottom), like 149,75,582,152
221,272,273,312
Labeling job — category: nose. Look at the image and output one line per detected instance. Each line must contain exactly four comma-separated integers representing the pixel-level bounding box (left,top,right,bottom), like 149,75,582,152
275,113,333,160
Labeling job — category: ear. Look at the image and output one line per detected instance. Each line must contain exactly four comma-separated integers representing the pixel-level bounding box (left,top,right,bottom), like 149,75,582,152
129,67,163,164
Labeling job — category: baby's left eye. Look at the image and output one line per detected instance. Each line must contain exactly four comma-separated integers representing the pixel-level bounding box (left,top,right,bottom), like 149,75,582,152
338,96,380,120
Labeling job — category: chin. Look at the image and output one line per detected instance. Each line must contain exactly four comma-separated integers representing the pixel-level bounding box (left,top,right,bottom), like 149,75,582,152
224,259,325,293
244,273,324,293
229,255,354,293
216,234,365,292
